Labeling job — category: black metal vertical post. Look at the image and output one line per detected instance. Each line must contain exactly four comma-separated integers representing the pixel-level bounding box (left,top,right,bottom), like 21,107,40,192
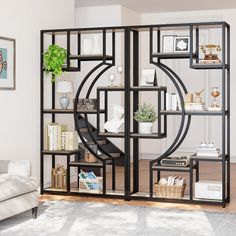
40,31,44,194
124,27,131,200
105,91,108,128
112,160,116,191
196,27,199,63
158,91,161,136
97,89,100,134
77,33,81,70
149,27,153,64
226,24,230,203
157,29,161,63
164,90,167,135
103,29,106,63
112,31,116,65
133,30,139,193
103,162,106,195
190,26,194,67
67,30,70,69
222,23,226,207
190,158,193,200
67,155,70,192
51,34,56,169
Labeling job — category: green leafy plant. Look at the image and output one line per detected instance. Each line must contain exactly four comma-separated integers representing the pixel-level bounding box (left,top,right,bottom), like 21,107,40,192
43,44,67,82
134,103,157,122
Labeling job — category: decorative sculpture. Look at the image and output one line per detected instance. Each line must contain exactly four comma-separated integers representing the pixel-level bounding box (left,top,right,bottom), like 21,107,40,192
104,104,124,133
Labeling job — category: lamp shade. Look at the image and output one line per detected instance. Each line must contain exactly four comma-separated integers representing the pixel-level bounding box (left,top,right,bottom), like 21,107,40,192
56,81,73,94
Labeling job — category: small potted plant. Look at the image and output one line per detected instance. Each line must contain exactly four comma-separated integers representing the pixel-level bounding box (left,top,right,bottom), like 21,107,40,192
134,103,157,134
43,44,67,82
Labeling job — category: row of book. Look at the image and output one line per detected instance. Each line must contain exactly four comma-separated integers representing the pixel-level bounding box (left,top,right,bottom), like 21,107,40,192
46,123,78,151
79,171,101,190
159,176,186,186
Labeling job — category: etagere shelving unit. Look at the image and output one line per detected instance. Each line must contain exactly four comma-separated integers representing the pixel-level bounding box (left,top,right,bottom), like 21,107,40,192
40,21,230,207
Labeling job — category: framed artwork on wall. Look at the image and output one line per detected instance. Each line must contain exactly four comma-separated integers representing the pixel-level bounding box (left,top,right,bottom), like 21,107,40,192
174,36,190,53
0,36,16,90
162,35,175,53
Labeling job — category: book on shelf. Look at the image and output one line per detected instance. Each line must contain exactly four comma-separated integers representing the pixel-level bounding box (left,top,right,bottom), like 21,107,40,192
166,93,181,111
46,123,78,151
63,131,78,150
184,102,207,111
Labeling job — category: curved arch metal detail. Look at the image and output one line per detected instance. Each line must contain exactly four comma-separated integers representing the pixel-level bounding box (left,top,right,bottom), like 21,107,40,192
150,61,191,164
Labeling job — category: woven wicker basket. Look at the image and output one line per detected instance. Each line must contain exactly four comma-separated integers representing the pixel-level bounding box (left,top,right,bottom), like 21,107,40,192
154,183,186,199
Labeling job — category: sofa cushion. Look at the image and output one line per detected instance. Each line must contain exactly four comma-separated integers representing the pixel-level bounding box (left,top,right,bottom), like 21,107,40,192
8,160,31,177
0,174,38,202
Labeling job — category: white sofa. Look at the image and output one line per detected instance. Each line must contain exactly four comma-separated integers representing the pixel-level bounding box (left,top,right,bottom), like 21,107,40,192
0,160,39,221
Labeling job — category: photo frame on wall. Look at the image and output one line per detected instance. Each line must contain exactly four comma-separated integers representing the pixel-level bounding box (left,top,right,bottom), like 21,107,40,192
174,36,190,53
162,35,175,53
0,36,16,90
140,68,157,86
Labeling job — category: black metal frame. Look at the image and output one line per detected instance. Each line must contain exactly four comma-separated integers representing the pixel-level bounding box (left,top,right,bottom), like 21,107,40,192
40,21,230,207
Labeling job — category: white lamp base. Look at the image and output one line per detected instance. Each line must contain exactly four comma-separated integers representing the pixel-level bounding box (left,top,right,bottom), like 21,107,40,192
59,94,70,109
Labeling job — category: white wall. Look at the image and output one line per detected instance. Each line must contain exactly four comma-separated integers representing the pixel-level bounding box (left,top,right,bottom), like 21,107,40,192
0,0,75,178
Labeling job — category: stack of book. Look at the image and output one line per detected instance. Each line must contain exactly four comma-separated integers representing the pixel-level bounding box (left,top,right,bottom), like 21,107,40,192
78,171,102,192
46,123,78,151
185,102,207,111
197,144,220,157
166,176,186,186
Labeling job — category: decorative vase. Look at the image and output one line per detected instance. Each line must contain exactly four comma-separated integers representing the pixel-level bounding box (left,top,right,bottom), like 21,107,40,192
139,122,153,134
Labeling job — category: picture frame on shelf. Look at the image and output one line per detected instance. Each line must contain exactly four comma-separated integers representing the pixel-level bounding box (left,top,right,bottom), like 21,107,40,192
162,35,175,53
81,34,102,55
174,36,190,53
0,36,16,90
140,68,157,86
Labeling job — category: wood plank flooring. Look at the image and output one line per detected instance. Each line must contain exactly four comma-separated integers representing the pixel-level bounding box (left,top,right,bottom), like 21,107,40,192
40,160,236,213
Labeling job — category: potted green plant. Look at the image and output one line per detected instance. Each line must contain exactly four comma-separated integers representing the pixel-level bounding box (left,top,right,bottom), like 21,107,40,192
134,103,157,134
43,44,67,82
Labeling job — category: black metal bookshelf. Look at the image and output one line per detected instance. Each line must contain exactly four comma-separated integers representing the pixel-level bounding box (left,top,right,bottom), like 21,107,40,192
40,21,230,207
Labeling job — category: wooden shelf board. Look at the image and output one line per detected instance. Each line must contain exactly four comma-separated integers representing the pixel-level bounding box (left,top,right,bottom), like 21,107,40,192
98,132,166,139
42,150,79,155
160,110,227,116
69,160,103,167
69,54,113,61
152,52,192,59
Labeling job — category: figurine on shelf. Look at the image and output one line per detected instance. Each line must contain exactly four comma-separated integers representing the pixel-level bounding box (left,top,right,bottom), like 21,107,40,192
194,89,204,103
199,44,221,64
117,65,124,86
108,73,115,87
209,87,221,110
104,104,124,133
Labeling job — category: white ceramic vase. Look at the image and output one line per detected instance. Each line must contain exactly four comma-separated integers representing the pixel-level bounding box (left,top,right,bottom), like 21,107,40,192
139,122,153,134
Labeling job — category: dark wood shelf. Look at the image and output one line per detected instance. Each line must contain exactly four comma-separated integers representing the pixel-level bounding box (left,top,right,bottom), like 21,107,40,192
191,63,229,70
97,86,167,92
98,132,166,139
69,54,113,61
152,164,196,172
43,109,105,114
160,110,228,116
42,149,79,155
130,86,167,91
152,52,193,59
69,160,103,167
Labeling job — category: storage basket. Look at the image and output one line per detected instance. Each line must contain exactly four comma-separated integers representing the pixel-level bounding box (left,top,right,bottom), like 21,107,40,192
154,183,186,199
79,177,103,194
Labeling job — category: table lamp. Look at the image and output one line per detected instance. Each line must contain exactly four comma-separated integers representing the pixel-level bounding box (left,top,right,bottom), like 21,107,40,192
56,80,73,109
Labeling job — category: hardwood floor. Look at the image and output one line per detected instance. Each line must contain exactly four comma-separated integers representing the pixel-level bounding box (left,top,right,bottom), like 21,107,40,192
40,160,236,213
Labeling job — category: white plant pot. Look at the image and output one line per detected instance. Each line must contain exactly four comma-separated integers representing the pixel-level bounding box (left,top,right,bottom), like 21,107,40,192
139,122,153,134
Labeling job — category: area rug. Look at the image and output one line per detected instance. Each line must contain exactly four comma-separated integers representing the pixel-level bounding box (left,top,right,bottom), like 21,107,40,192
0,201,236,236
